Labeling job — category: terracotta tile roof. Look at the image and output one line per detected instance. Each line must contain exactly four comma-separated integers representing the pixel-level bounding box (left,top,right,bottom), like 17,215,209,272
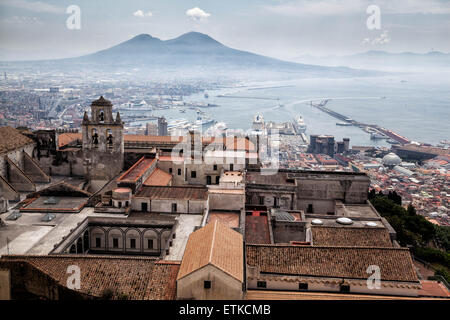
245,290,439,300
207,212,240,229
202,137,255,152
0,126,34,154
311,226,393,247
419,280,450,298
143,168,172,186
57,132,82,148
135,185,208,200
0,255,179,300
245,213,271,244
177,221,244,282
125,135,183,144
117,156,156,182
246,245,419,282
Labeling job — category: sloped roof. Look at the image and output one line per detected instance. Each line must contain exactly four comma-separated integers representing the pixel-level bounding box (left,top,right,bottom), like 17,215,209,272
177,221,244,282
0,255,180,300
58,132,82,148
311,226,393,247
135,185,207,200
246,245,419,283
0,126,34,154
143,168,172,186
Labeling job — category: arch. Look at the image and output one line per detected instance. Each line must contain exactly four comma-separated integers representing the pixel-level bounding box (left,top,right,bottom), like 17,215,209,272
91,128,99,146
69,244,76,253
76,237,83,253
90,226,106,250
160,229,172,251
106,129,113,147
125,228,142,251
98,109,104,122
83,230,89,252
107,227,125,251
143,229,159,250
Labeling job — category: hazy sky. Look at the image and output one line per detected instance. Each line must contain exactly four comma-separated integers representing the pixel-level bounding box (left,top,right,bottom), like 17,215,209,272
0,0,449,61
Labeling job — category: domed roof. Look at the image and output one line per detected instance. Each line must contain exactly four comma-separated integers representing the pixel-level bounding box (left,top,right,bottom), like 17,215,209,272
382,152,402,166
336,217,353,225
91,96,112,107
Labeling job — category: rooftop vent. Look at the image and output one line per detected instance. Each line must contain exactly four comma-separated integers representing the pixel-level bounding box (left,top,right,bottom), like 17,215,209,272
311,219,323,225
336,217,353,225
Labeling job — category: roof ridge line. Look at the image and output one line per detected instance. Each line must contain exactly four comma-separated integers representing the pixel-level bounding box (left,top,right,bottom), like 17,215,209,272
245,244,409,250
209,220,217,264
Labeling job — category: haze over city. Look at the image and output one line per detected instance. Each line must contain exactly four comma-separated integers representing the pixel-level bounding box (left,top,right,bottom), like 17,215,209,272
1,0,450,61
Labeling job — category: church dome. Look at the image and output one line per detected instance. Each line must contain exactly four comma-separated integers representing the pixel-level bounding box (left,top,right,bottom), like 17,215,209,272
91,96,112,107
382,152,402,166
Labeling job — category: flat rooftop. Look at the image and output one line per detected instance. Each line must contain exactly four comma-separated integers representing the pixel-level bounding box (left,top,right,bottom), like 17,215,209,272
0,207,125,256
341,204,380,218
19,196,88,213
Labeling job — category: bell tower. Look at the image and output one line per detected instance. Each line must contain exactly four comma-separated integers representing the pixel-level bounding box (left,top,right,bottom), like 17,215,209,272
81,96,124,185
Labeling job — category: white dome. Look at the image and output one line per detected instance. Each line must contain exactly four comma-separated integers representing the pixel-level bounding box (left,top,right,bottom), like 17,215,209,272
365,222,378,227
336,217,353,225
311,219,323,225
382,152,402,166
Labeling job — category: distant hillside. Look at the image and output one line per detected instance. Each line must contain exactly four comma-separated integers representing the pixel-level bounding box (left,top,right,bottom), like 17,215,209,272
0,32,380,79
292,50,450,71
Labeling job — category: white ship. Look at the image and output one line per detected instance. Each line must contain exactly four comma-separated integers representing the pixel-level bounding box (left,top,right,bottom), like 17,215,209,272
252,114,265,132
195,111,216,128
293,114,307,133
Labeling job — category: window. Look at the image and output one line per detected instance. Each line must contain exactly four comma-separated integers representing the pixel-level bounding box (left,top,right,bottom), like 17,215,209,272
125,201,129,207
340,285,350,293
213,164,217,171
178,168,182,175
299,283,308,291
259,196,265,205
147,239,154,249
141,202,148,212
307,204,313,213
216,176,220,184
204,281,211,289
257,281,266,288
172,203,177,212
191,171,196,178
106,129,113,147
96,237,101,248
230,164,234,171
130,238,136,249
207,176,212,185
113,238,119,249
274,197,279,208
169,168,173,174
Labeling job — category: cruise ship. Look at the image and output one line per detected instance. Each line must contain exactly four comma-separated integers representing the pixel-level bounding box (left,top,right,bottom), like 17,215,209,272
252,114,265,132
293,114,307,133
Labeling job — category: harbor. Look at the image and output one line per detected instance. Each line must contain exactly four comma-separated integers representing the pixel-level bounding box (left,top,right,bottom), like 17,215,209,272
310,99,411,145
